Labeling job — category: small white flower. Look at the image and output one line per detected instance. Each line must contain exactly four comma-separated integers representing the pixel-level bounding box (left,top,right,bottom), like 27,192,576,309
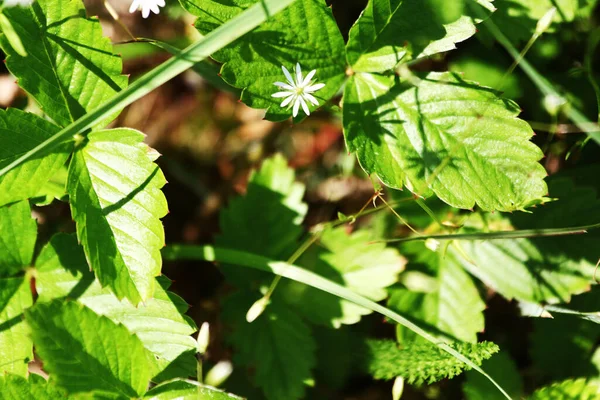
3,0,34,7
129,0,165,19
272,63,325,118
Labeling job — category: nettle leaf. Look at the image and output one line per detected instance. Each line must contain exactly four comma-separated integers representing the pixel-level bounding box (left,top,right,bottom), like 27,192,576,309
343,71,547,212
26,300,152,398
389,243,485,343
457,178,598,303
67,128,168,304
529,379,600,400
0,0,128,127
346,0,495,73
35,233,197,381
0,276,33,377
364,339,499,384
223,293,316,400
463,351,524,400
0,201,36,276
216,154,307,288
0,109,71,208
181,0,346,121
0,374,66,400
144,380,244,400
280,226,405,328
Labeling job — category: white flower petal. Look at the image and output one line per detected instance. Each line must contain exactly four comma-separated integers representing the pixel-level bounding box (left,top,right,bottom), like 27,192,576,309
282,66,295,86
302,69,317,86
281,95,295,108
272,91,294,98
299,96,310,116
142,7,150,18
305,83,325,93
303,93,319,106
293,98,301,117
274,82,294,90
129,0,141,13
295,63,303,86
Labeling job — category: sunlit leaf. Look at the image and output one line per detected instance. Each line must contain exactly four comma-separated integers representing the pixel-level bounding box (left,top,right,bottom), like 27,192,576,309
281,226,405,328
180,0,346,121
0,374,66,400
0,0,128,127
0,201,36,277
346,0,494,72
0,277,32,377
343,71,547,211
26,300,152,398
35,233,196,381
389,242,485,343
67,128,168,304
0,109,70,208
143,380,243,400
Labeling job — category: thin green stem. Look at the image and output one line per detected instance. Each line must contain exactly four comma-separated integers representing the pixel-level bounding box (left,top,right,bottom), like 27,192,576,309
0,0,298,179
163,245,512,400
378,222,600,244
261,233,320,302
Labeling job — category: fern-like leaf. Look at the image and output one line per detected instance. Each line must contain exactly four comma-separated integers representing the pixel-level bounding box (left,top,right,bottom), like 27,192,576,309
365,339,499,384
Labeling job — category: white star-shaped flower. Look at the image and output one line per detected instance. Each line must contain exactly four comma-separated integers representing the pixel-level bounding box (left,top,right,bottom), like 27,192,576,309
272,63,325,118
3,0,34,7
129,0,165,19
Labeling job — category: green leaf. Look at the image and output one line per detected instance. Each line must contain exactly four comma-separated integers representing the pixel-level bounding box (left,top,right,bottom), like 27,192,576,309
0,0,128,127
346,0,494,73
26,300,152,398
0,374,67,400
223,292,316,400
0,12,26,57
280,226,405,327
0,109,71,208
67,128,168,304
457,178,598,303
0,201,36,276
181,0,346,121
342,71,547,212
529,379,600,400
144,380,243,400
216,154,307,288
0,276,33,377
364,339,499,384
31,164,69,206
35,233,197,381
464,351,524,400
389,243,485,343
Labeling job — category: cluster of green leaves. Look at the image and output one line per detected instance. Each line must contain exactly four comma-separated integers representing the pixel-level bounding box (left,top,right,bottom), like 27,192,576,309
182,0,549,213
0,0,599,399
0,0,234,398
215,155,408,399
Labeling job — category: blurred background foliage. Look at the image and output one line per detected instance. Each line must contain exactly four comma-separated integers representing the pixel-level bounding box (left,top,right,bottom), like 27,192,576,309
1,0,600,398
